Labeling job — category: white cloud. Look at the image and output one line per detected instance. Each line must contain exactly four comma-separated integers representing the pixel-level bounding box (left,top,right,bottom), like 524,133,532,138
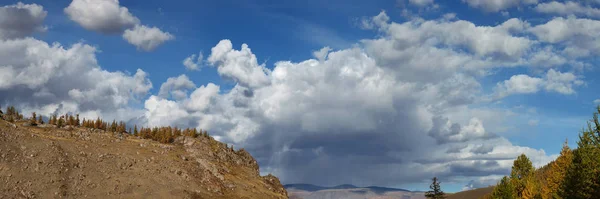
0,2,47,39
144,95,190,127
374,12,532,58
529,16,600,59
207,40,271,89
122,25,174,51
462,0,538,12
0,37,151,121
495,75,544,96
535,1,600,18
313,46,332,62
494,69,583,98
158,74,196,100
184,83,220,112
64,0,140,34
544,69,584,94
183,52,203,71
594,99,600,104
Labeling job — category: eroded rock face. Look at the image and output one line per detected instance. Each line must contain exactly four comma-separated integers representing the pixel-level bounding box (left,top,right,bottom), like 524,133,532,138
0,120,288,199
178,136,288,198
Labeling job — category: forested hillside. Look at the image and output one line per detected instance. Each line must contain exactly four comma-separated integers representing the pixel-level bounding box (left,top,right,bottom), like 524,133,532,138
480,106,600,199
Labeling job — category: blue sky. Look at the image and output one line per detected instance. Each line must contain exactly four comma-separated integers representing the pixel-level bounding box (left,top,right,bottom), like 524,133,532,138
2,0,600,193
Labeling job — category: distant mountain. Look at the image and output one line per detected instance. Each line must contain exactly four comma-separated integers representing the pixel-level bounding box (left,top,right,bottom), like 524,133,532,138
285,184,425,199
331,184,358,189
285,184,328,192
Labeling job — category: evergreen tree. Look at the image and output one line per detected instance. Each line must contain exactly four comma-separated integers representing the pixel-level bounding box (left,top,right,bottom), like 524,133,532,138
562,123,600,198
425,177,446,199
510,154,536,198
57,116,64,128
30,112,37,125
491,176,516,199
37,115,43,124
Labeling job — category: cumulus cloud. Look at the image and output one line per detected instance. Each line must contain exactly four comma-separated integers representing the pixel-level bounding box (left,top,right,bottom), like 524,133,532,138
64,0,173,51
122,25,174,51
462,0,538,12
207,40,271,89
529,16,600,59
139,31,559,187
183,52,204,71
594,99,600,104
0,2,47,39
64,0,140,34
158,74,196,100
0,37,151,121
494,69,583,98
535,1,600,18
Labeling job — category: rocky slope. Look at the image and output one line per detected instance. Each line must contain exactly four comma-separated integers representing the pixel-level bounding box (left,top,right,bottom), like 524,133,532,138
0,119,287,199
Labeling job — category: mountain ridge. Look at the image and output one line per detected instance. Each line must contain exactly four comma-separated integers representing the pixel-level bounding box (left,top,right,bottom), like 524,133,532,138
285,183,424,199
285,183,414,192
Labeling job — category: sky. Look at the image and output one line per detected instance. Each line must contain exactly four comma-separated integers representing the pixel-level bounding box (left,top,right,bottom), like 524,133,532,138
1,0,600,193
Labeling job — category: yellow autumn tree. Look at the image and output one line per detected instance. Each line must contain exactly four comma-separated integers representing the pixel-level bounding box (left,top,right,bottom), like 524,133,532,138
544,140,572,198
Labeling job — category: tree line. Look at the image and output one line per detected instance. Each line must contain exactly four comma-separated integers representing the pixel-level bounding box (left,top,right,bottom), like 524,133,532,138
484,106,600,199
1,105,211,144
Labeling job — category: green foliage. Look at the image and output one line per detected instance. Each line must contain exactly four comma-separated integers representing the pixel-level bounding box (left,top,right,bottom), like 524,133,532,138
491,176,516,199
510,154,536,198
488,106,600,199
560,110,600,199
425,177,446,199
57,116,64,128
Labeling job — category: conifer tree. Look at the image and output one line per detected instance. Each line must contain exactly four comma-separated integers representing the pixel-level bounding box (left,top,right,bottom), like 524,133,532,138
510,154,536,198
491,176,516,199
562,119,600,198
425,177,446,199
57,116,64,128
38,115,43,124
545,140,572,198
30,112,37,125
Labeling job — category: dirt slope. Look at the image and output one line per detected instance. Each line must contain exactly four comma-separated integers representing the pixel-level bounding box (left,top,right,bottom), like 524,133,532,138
0,119,287,199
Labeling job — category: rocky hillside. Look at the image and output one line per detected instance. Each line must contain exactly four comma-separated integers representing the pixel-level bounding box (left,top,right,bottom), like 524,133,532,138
0,119,287,199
